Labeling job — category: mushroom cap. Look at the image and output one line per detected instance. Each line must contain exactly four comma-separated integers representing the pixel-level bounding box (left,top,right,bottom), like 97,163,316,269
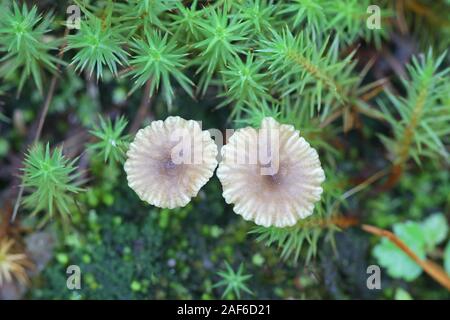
217,117,325,227
124,116,218,209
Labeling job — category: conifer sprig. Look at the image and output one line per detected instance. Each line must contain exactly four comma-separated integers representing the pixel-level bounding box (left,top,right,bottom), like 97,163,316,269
279,0,390,46
379,51,450,166
169,0,203,41
194,7,250,94
116,0,178,35
0,2,60,94
219,54,272,116
127,30,193,106
22,144,83,221
67,12,128,79
88,115,130,164
258,29,358,117
233,0,279,36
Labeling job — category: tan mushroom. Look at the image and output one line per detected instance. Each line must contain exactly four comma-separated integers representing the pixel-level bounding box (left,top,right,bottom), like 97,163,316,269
217,117,325,227
124,116,218,209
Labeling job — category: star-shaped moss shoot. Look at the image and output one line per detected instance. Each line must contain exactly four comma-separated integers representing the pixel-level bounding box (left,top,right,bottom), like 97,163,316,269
124,116,218,209
217,117,325,227
0,238,33,286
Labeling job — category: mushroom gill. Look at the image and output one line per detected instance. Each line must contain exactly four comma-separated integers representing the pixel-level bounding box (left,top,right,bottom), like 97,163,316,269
217,117,325,227
124,116,218,209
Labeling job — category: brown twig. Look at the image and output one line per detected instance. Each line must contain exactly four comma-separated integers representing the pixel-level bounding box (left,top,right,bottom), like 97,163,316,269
10,29,69,223
396,0,409,34
341,168,389,200
361,224,450,291
380,66,429,191
129,80,153,134
379,163,403,191
316,214,450,292
0,203,13,239
405,0,450,27
324,216,360,229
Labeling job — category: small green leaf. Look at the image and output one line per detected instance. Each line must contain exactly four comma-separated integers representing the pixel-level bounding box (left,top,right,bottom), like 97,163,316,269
444,241,450,276
130,280,142,292
252,253,265,267
394,288,413,300
421,213,448,250
373,221,426,281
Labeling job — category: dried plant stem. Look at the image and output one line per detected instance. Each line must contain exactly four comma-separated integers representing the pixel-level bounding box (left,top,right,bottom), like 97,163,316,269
0,203,13,239
10,29,69,223
341,168,389,200
129,80,153,134
405,0,450,27
396,0,408,34
34,77,58,144
317,215,450,291
287,50,347,104
361,224,450,292
383,82,428,190
381,162,404,190
323,216,360,229
297,215,360,230
10,79,58,223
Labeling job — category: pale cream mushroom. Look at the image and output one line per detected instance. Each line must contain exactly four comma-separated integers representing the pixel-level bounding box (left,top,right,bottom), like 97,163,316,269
217,117,325,227
124,116,218,209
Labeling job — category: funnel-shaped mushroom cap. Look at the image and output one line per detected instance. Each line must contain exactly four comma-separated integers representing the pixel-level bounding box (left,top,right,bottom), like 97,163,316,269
217,117,325,227
125,116,218,209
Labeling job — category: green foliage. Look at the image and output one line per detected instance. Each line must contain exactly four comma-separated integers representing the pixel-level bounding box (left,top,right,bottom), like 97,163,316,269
373,221,426,281
394,288,413,300
251,223,321,264
169,0,203,41
22,143,83,223
233,0,278,35
1,0,450,300
445,241,450,276
194,7,249,94
32,213,166,299
0,1,59,94
379,51,450,166
88,115,130,164
367,166,450,226
0,111,9,123
421,213,448,251
117,0,179,34
279,0,390,45
373,213,449,281
324,0,389,47
31,178,306,300
0,138,9,157
66,12,128,79
279,0,327,32
219,54,271,114
127,31,193,106
258,29,358,118
213,262,253,299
